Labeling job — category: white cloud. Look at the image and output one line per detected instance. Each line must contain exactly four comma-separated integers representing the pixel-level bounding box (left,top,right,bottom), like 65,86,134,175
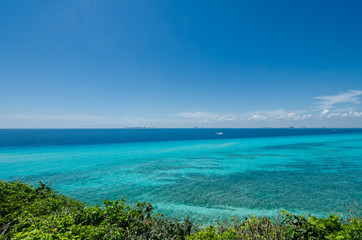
246,109,312,121
320,110,362,119
176,112,219,119
350,111,362,117
248,114,267,121
294,114,313,120
3,90,362,128
176,112,237,121
314,90,362,108
321,109,330,116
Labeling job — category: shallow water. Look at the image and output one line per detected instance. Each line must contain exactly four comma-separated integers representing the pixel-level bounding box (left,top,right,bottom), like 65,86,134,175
1,129,361,223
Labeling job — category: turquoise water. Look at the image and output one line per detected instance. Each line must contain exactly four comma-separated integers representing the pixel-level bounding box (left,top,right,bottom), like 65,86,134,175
1,130,362,223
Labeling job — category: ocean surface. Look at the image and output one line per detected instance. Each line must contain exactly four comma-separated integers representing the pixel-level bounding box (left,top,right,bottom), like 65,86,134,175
1,128,362,223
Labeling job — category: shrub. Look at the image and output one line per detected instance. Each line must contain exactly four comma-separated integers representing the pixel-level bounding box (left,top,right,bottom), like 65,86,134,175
0,180,192,239
0,180,361,239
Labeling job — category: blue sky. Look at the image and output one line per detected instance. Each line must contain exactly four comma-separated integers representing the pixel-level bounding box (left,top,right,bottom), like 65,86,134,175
1,0,362,128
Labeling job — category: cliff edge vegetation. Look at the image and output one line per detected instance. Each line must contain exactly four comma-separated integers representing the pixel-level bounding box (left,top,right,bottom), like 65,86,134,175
0,180,361,239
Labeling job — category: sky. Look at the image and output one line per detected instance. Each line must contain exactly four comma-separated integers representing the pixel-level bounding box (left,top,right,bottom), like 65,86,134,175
1,0,362,128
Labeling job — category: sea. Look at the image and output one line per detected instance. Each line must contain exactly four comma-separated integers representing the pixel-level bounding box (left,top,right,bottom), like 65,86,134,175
1,128,362,223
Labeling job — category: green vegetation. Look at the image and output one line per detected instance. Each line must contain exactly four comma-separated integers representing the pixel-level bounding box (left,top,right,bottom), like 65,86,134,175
0,180,361,239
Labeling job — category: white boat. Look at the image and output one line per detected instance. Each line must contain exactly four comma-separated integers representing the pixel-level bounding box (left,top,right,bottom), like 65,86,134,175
215,132,223,135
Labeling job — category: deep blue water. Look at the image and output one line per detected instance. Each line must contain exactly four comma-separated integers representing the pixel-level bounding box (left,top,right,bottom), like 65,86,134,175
1,128,361,147
1,128,362,223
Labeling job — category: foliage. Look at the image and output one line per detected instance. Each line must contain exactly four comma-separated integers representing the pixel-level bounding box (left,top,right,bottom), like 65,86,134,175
0,180,361,239
188,212,362,240
0,180,191,239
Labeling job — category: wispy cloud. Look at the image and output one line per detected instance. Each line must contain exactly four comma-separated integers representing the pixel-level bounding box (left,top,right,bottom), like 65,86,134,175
320,109,362,119
176,112,236,121
314,90,362,108
3,90,362,128
245,109,312,121
176,109,316,124
248,114,267,121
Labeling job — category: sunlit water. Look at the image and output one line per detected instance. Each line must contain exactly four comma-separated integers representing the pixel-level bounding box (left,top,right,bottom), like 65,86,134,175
1,129,361,223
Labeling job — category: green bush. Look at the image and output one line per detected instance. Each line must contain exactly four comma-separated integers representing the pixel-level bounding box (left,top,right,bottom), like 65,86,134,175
0,180,191,239
188,212,361,240
0,180,361,239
